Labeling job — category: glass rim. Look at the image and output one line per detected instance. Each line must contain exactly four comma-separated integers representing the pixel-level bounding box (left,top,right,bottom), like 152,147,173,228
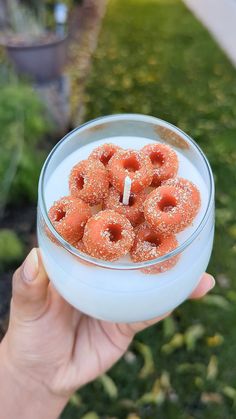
38,113,214,270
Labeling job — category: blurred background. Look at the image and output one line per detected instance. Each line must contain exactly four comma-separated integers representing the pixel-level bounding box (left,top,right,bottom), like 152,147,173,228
0,0,236,418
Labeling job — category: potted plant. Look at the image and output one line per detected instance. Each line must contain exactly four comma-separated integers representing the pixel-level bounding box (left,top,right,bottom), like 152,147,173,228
0,0,68,82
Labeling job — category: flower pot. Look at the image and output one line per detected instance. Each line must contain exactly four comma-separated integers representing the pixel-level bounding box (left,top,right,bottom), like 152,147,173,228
5,35,68,82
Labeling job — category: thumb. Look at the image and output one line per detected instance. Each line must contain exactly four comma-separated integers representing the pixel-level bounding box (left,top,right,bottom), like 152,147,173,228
11,248,49,321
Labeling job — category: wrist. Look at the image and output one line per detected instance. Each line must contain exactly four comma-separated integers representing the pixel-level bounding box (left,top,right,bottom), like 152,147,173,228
0,336,69,419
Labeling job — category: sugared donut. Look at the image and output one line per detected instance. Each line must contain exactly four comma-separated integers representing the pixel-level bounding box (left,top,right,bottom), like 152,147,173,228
69,159,109,205
89,143,122,167
162,177,201,219
48,196,91,245
103,187,147,226
144,185,197,233
108,149,153,193
130,223,179,273
142,143,178,186
83,209,135,261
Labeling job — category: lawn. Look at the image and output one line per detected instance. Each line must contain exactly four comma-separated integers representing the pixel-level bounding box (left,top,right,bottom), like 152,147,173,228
62,0,236,418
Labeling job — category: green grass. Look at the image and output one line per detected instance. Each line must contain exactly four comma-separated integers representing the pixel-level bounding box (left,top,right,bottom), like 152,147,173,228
62,0,236,418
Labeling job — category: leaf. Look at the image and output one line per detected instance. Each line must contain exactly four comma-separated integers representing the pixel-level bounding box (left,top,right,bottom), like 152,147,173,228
207,355,218,380
216,208,234,225
134,341,155,378
195,376,204,389
159,371,171,391
69,393,82,407
177,363,206,375
201,392,223,404
184,324,205,351
119,399,137,409
226,290,236,303
137,390,165,406
222,386,236,402
126,414,141,419
206,334,224,347
201,295,231,311
228,225,236,239
161,333,184,355
163,316,176,338
98,374,118,399
81,413,99,419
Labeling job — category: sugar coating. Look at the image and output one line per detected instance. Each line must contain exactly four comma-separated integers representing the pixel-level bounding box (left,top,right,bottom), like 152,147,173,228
83,209,135,261
144,183,200,234
130,223,179,274
89,143,122,166
103,186,147,226
48,196,91,245
69,159,109,205
46,139,202,273
162,177,201,218
107,149,153,193
142,143,178,186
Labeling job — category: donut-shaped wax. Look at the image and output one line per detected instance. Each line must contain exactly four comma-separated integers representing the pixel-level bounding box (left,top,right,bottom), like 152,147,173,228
83,209,135,261
162,177,201,220
48,196,91,245
89,143,122,167
144,185,197,233
142,143,178,186
131,223,179,273
108,149,153,193
69,159,109,205
103,187,147,226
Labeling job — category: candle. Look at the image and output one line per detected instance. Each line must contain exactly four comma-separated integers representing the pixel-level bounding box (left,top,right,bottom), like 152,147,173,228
38,115,212,324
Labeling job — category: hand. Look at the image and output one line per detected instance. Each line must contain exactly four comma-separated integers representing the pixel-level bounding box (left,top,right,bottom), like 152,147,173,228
0,249,215,415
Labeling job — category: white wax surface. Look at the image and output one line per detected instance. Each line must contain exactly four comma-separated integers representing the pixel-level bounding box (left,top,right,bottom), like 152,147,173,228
45,136,208,250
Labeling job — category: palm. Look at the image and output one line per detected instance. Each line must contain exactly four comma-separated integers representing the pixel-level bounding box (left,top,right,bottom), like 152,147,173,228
42,284,160,395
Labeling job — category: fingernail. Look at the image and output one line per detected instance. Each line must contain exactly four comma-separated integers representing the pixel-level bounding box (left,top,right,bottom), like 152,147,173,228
23,249,39,282
209,275,216,290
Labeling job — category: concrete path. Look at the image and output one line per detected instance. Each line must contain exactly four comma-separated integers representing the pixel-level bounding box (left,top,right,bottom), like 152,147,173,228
183,0,236,67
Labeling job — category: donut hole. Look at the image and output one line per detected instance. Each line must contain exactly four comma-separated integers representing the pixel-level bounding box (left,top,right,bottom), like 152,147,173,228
106,224,122,242
76,174,84,190
150,151,165,167
100,152,113,166
123,156,140,172
54,208,66,222
159,195,177,212
144,232,161,248
119,193,136,206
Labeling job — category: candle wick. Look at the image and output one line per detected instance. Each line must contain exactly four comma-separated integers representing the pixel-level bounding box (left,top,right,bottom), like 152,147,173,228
122,176,132,206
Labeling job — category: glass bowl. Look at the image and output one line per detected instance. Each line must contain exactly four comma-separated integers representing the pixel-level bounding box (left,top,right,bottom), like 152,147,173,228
37,114,215,323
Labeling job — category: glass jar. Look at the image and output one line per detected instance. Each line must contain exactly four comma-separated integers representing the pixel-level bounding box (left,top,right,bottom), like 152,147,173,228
37,114,214,322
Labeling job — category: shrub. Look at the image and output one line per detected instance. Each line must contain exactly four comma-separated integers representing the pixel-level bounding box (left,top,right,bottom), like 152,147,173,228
0,75,51,212
0,229,24,271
